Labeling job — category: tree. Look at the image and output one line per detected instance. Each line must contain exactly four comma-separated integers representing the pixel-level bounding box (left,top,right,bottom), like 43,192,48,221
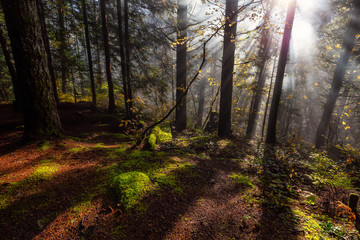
218,0,238,137
36,0,60,105
246,0,274,139
100,0,115,113
315,0,360,148
81,0,96,106
124,0,133,118
175,0,188,132
1,0,62,139
265,0,296,145
117,0,133,119
57,0,68,94
0,24,20,107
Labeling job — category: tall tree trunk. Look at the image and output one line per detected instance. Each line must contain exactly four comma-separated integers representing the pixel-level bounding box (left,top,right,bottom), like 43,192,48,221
218,0,238,137
100,0,115,113
265,0,296,145
1,0,62,140
246,4,273,138
196,76,206,127
0,24,21,107
260,54,277,143
315,1,360,148
81,0,96,105
117,0,131,119
37,0,59,105
92,0,103,89
175,0,187,132
124,0,133,118
57,0,67,94
328,87,350,145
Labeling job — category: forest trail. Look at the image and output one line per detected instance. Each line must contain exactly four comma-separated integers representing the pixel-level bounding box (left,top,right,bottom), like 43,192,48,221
0,103,359,240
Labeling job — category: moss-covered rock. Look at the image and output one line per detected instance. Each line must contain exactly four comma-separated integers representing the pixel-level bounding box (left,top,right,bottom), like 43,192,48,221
112,171,151,211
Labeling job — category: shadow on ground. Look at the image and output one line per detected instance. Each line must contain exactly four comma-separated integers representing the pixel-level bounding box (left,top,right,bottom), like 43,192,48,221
258,145,299,240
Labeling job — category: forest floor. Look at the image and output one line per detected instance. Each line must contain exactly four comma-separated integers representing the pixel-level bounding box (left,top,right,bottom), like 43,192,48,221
0,102,360,240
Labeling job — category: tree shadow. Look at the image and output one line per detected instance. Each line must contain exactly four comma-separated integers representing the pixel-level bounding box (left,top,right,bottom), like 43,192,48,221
258,145,299,240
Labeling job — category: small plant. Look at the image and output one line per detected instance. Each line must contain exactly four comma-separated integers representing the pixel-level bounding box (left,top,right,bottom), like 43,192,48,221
230,173,255,189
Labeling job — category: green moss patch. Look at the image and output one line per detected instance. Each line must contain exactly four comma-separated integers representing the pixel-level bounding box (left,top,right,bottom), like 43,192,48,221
112,171,151,211
292,207,356,240
230,173,255,189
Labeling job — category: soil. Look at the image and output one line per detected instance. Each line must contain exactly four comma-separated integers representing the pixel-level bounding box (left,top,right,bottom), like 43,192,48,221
0,103,359,240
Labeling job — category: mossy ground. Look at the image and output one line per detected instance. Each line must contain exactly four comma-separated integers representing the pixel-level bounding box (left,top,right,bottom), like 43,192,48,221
1,103,359,239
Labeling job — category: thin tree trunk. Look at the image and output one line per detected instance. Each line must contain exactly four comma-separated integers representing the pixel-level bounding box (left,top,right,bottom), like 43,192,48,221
175,0,188,132
81,0,96,105
1,0,62,140
260,55,277,144
124,0,133,118
37,0,59,104
0,24,21,107
92,0,103,89
246,12,273,138
100,0,115,113
117,0,130,119
218,0,238,137
265,0,296,145
328,87,350,145
196,76,206,127
57,0,67,94
315,1,360,148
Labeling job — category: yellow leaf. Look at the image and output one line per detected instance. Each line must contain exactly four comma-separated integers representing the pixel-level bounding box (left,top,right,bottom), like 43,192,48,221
304,95,308,99
346,137,349,140
342,121,346,125
335,44,341,49
344,113,350,117
345,126,350,130
326,46,332,50
314,83,318,86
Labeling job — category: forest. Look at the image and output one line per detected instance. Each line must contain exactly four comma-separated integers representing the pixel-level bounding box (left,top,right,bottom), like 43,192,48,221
0,0,360,239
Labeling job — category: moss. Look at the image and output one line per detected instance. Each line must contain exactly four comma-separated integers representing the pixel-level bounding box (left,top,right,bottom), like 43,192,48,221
69,146,89,153
152,126,172,143
106,146,127,159
112,171,151,211
32,163,60,180
93,143,105,148
37,141,51,151
230,173,255,189
71,200,92,214
111,133,131,140
0,163,60,209
148,133,157,150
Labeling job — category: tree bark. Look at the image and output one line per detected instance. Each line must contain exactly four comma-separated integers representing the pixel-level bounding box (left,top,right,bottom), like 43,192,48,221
1,0,62,140
196,76,206,127
218,0,238,137
0,24,21,107
175,0,188,132
37,0,59,105
260,54,277,143
315,1,360,148
57,0,67,94
100,0,115,113
124,0,133,118
265,0,296,145
81,0,96,105
246,4,273,138
117,0,131,119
